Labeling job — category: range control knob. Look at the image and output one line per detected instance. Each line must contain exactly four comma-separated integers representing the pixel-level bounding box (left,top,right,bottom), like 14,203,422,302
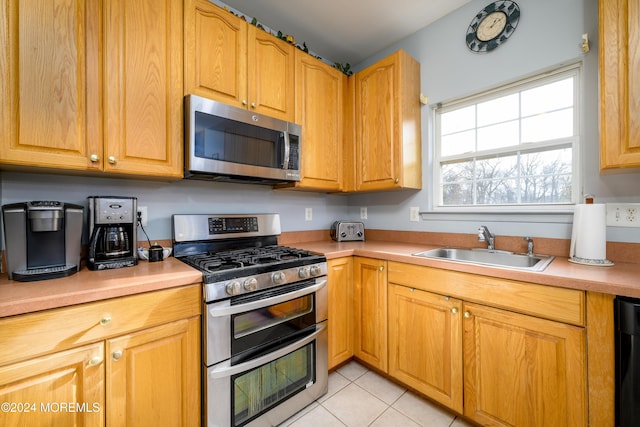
225,281,242,295
272,272,286,285
243,278,258,291
298,266,311,279
310,265,322,276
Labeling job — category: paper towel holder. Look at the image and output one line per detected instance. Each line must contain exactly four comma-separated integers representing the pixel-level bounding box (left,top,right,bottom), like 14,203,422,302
569,197,614,266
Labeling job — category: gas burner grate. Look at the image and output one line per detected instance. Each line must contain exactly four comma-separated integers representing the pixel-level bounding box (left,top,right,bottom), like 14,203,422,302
180,245,317,275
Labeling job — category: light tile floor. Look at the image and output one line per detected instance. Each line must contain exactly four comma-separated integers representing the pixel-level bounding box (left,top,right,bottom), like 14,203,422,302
280,361,476,427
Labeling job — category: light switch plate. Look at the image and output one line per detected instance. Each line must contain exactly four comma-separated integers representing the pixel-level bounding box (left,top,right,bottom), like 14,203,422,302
360,207,368,219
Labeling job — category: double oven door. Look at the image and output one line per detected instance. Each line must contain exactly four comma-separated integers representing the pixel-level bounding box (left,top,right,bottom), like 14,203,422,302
205,276,328,427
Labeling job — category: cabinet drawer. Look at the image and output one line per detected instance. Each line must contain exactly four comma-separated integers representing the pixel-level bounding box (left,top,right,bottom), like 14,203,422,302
388,262,585,326
0,284,201,367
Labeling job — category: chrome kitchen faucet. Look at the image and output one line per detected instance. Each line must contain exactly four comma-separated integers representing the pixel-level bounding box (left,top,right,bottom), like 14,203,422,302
477,225,495,250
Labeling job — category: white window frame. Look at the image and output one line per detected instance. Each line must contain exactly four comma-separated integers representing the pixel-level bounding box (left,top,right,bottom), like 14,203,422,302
432,63,582,213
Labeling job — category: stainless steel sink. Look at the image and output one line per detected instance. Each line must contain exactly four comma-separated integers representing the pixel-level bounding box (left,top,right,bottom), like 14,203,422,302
412,247,555,272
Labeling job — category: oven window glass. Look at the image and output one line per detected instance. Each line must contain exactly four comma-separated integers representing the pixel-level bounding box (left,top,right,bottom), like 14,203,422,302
231,284,318,359
234,294,313,339
195,111,284,168
232,342,315,427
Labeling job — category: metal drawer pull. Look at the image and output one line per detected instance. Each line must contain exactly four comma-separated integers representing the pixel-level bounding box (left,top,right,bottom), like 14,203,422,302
451,307,458,314
100,315,112,326
112,350,123,361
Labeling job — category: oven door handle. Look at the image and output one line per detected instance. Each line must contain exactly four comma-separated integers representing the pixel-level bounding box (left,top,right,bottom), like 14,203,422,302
208,279,327,317
208,322,326,379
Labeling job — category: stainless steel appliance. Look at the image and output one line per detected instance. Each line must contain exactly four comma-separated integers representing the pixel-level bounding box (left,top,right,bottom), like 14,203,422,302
1,201,83,281
330,220,365,242
87,196,137,270
172,214,327,427
184,94,301,184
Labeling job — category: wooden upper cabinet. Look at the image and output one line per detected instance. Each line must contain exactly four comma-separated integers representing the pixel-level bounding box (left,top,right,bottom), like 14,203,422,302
279,52,345,191
185,0,294,122
102,0,183,177
599,0,640,170
0,0,101,171
351,50,422,192
0,0,183,178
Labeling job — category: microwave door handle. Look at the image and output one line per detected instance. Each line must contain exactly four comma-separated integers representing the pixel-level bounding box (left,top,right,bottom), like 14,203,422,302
208,323,326,379
282,131,290,169
208,279,327,318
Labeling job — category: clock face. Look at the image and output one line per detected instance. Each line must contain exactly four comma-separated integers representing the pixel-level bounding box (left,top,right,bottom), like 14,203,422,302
466,1,520,53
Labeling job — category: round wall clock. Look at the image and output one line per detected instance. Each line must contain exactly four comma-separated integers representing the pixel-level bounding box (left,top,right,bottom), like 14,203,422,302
466,1,520,53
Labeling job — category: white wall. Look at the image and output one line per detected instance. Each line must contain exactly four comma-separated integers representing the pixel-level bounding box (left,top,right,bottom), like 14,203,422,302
348,0,640,243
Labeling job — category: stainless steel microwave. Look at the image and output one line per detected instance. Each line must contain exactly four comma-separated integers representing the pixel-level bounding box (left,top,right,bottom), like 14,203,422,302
184,94,301,184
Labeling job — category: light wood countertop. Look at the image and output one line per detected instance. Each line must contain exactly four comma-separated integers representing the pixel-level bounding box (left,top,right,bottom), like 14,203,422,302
0,257,202,318
290,240,640,298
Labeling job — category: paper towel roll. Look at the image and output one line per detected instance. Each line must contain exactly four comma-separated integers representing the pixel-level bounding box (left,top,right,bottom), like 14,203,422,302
569,204,612,265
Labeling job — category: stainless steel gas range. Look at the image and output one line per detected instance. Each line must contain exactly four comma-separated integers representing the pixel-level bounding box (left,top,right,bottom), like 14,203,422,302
172,214,328,427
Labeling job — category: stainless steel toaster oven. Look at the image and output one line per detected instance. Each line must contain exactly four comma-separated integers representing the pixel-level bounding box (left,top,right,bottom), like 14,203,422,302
330,221,365,242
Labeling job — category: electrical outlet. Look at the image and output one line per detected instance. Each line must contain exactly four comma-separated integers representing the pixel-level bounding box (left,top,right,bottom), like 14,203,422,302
305,207,312,221
410,207,420,222
360,207,368,219
606,203,640,227
137,206,148,227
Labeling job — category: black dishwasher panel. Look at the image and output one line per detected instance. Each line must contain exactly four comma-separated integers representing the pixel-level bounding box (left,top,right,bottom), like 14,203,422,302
615,296,640,427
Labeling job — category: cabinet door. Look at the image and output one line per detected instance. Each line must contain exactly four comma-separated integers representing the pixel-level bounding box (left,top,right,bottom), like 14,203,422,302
247,25,295,122
106,317,200,427
0,0,101,171
0,342,104,427
353,257,387,371
599,0,640,170
289,53,345,191
353,50,421,192
327,257,353,369
184,0,247,108
103,0,183,177
388,284,463,413
463,302,587,427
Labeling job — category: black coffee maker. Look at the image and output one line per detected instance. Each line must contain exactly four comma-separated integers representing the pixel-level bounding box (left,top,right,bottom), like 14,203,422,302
87,196,137,270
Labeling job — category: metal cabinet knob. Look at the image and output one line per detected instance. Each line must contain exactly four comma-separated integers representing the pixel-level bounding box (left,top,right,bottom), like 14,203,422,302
87,356,103,367
107,156,117,164
89,154,100,162
112,350,123,361
100,316,112,326
250,102,257,108
242,100,248,105
451,307,458,314
464,311,471,318
379,265,384,271
394,178,400,184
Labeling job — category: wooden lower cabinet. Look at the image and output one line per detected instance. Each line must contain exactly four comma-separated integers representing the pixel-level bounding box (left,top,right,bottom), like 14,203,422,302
327,257,353,369
387,261,588,426
0,285,200,427
353,257,388,372
388,284,463,413
106,317,200,426
0,343,105,427
463,302,587,426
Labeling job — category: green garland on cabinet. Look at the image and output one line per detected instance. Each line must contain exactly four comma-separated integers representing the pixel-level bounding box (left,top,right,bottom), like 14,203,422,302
225,8,353,76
